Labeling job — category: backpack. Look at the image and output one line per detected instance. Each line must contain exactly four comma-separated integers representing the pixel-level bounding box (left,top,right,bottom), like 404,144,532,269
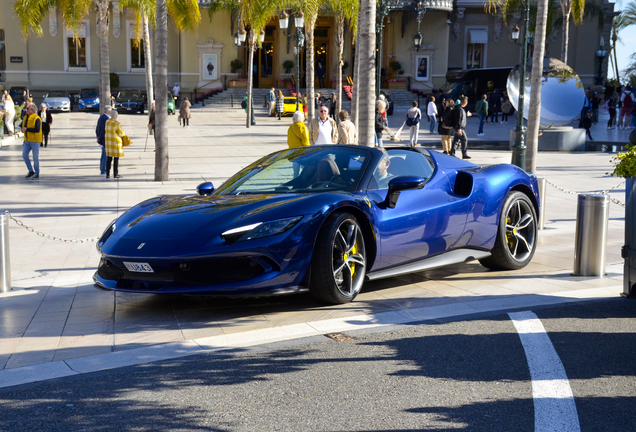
624,92,633,109
405,112,420,127
241,99,247,109
441,107,455,129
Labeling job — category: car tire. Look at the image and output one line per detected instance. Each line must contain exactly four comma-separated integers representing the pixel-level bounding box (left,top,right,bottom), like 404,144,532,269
140,107,144,115
310,212,367,304
479,191,537,270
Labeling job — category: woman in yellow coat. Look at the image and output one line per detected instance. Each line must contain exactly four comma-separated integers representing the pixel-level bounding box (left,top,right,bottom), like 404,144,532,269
105,110,126,179
287,111,310,148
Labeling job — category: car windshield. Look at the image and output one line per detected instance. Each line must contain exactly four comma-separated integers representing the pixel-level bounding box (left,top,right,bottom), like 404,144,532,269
80,89,98,98
47,91,68,98
215,146,371,195
118,91,140,99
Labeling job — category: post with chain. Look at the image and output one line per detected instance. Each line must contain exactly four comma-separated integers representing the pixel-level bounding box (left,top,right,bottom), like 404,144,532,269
538,178,547,230
0,212,11,293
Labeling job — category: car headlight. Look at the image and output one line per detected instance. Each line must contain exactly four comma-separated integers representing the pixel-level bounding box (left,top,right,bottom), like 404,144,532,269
221,216,303,243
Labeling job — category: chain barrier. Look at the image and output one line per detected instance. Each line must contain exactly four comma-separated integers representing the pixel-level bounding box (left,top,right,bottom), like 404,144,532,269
543,179,626,208
5,211,100,244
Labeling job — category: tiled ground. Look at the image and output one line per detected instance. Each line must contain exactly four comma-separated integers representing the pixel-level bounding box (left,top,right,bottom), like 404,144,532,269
0,104,627,372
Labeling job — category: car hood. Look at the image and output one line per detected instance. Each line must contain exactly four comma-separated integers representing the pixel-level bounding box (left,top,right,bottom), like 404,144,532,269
45,97,69,103
116,96,143,102
112,193,341,241
80,97,99,102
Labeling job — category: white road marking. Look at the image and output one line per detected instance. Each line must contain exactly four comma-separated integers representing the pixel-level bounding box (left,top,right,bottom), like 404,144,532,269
509,311,581,432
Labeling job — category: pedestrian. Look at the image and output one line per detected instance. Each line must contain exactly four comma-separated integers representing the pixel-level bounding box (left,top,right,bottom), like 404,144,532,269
475,94,488,136
179,97,191,128
287,111,310,148
489,89,501,123
316,62,326,89
3,94,15,136
604,81,615,102
618,86,634,129
439,98,455,154
275,90,285,120
148,101,156,135
172,82,181,105
606,93,617,129
451,95,470,159
427,96,438,134
95,105,111,176
37,103,53,147
301,93,308,119
309,104,338,144
375,100,388,147
105,110,126,179
21,103,42,179
406,101,422,146
583,111,593,140
578,88,592,128
268,87,276,116
502,96,511,123
337,110,357,144
591,92,600,123
329,93,337,119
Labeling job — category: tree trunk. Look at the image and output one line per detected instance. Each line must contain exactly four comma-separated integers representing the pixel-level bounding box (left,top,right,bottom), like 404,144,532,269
305,15,317,120
526,0,549,174
612,33,620,81
351,33,360,125
142,13,154,109
247,31,254,128
357,0,376,146
335,13,344,116
96,0,110,116
561,11,570,64
154,0,169,181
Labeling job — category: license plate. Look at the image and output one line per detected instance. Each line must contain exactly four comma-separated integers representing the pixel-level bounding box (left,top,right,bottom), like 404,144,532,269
127,107,132,111
123,262,154,273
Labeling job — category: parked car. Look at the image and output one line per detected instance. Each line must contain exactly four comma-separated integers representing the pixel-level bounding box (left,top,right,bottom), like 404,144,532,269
167,91,175,115
94,145,539,305
270,96,305,116
78,88,100,112
9,87,30,105
43,90,72,112
114,89,145,114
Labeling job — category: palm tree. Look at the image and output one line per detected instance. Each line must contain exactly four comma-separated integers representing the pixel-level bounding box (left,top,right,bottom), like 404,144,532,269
356,0,375,146
558,0,584,64
13,0,111,115
326,0,358,116
304,9,319,120
611,2,636,82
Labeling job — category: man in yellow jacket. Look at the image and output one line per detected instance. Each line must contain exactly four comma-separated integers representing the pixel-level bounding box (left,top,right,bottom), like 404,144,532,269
21,103,42,179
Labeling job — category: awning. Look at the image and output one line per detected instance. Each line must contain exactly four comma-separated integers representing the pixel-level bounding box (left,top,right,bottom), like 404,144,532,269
468,29,488,44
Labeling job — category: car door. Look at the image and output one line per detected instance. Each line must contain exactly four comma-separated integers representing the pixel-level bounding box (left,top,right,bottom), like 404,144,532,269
367,149,472,270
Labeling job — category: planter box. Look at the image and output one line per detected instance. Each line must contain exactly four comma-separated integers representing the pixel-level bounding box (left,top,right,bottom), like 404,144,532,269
229,81,247,88
388,81,407,90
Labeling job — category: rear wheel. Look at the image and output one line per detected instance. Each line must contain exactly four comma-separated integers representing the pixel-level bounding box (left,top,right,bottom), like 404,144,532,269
479,191,537,270
310,213,367,304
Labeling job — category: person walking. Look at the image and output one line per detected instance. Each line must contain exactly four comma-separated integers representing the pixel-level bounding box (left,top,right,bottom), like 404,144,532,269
95,105,111,176
583,111,594,140
275,90,285,120
618,86,634,129
268,88,276,116
179,97,191,128
475,94,488,136
579,88,593,128
172,82,181,105
439,98,454,154
21,103,42,179
309,105,338,144
375,100,389,147
3,94,15,136
606,93,617,129
451,95,470,159
316,62,326,89
501,96,511,123
427,96,438,134
337,110,357,144
406,101,422,146
328,93,337,119
148,101,156,134
489,89,501,123
287,111,310,148
38,103,53,147
104,110,126,179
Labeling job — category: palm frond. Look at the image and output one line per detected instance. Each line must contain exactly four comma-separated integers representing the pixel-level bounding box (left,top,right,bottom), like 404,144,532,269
167,0,201,31
13,0,51,37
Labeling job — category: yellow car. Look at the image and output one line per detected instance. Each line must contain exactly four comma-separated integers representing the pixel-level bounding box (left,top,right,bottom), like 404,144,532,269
273,96,305,116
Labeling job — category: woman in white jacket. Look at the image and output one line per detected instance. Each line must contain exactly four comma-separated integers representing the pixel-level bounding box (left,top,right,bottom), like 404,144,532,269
427,96,438,133
406,101,422,146
3,95,15,135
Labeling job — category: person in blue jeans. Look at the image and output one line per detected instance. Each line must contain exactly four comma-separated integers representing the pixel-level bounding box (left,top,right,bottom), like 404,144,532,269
95,105,112,175
475,94,488,136
21,103,42,179
427,96,438,133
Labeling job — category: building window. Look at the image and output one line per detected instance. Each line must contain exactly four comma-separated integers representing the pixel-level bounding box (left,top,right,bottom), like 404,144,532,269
466,44,483,69
464,28,488,70
64,21,90,71
130,39,145,68
68,37,87,67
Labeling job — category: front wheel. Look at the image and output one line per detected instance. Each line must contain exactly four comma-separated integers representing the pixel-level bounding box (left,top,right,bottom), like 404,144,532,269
480,191,537,270
310,213,367,304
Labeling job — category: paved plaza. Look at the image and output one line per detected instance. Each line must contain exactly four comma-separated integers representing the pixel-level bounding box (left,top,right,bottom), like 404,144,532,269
0,104,630,388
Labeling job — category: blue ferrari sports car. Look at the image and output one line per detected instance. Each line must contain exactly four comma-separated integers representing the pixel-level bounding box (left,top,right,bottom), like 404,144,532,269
94,145,539,304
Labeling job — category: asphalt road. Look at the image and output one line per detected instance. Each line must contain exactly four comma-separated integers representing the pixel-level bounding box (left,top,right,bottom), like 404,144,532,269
1,298,634,432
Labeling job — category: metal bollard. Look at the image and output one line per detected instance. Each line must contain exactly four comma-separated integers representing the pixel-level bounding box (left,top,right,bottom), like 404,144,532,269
0,213,11,292
538,178,547,230
573,194,610,277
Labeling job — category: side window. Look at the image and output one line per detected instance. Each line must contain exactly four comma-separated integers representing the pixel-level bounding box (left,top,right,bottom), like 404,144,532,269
369,150,434,190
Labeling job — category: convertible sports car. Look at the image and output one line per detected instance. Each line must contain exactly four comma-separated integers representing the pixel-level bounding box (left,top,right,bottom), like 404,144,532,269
271,97,305,116
94,145,539,304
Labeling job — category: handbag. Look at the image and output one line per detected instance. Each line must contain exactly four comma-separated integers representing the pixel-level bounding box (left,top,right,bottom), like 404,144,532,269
121,135,132,147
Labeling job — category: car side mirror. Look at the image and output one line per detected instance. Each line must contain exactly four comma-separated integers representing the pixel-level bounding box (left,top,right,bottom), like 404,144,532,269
384,176,425,209
196,182,215,196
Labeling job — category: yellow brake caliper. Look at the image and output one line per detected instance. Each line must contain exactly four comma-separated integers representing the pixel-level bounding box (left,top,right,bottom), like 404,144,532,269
506,215,515,250
344,228,357,277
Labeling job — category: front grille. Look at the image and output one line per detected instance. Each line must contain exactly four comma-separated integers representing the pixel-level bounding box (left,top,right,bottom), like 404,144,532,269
97,257,266,287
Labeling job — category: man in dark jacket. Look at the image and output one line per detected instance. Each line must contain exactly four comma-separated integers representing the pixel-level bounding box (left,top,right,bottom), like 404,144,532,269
489,89,502,123
451,96,470,159
95,105,112,176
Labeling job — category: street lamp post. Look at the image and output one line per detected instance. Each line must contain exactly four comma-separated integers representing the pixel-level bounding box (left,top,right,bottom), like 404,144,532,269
279,12,305,111
510,0,531,171
595,45,608,85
